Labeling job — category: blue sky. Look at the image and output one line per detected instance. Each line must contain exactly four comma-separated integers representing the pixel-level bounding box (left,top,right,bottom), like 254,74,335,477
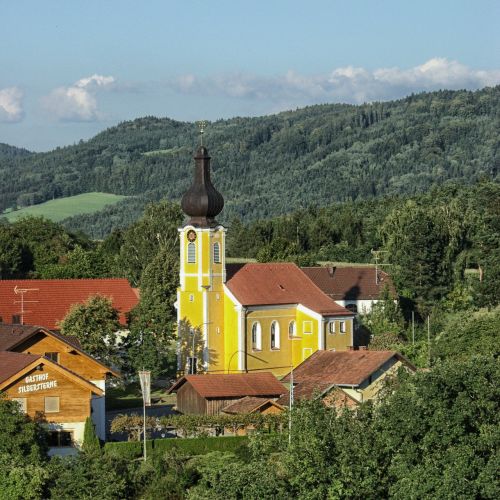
1,0,499,151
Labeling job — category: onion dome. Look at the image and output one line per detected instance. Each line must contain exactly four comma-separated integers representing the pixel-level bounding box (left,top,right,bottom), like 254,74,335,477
181,146,224,227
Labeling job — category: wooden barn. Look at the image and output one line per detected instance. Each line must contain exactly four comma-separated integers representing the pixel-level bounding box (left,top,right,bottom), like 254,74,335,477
168,373,286,415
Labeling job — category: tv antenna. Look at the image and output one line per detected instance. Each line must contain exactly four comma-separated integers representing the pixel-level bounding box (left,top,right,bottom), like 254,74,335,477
13,286,39,325
371,250,389,285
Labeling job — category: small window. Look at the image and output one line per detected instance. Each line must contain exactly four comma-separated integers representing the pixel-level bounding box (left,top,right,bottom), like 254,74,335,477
187,242,196,263
288,320,296,338
328,321,336,334
340,321,346,334
251,322,262,351
213,242,221,264
303,321,312,334
270,321,280,350
345,304,358,313
44,396,60,413
48,431,73,447
12,398,27,413
189,294,194,302
45,352,59,363
187,357,198,374
12,315,21,324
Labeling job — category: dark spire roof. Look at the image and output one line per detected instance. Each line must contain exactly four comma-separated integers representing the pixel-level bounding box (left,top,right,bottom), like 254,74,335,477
181,146,224,227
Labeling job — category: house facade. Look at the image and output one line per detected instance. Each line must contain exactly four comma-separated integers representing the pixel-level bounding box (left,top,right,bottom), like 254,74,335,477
0,324,118,446
278,350,416,408
0,351,104,455
176,146,355,377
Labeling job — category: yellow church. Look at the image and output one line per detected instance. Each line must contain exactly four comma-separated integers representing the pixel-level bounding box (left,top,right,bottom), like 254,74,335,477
176,145,354,377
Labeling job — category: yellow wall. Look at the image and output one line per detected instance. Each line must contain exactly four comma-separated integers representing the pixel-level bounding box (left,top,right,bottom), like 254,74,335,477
177,224,354,377
178,225,226,373
324,318,353,351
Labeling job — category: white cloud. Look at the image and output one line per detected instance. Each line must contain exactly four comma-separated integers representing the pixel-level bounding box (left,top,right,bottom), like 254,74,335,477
41,74,115,121
0,87,24,123
169,58,500,105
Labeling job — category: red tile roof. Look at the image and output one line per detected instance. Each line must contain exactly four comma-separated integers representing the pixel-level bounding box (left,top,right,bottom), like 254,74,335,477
0,324,81,352
0,279,139,329
0,351,40,384
168,372,287,398
301,266,396,301
281,350,414,387
226,263,352,316
222,396,284,414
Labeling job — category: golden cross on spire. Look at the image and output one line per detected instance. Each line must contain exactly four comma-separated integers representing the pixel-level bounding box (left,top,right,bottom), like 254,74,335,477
197,120,206,146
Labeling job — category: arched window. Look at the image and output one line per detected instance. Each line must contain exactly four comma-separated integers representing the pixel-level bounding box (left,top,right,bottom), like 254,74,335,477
288,320,296,338
187,242,196,263
251,322,262,351
213,242,221,264
270,321,280,350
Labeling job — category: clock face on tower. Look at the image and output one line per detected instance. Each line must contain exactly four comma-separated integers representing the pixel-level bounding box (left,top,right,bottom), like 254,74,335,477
187,230,197,242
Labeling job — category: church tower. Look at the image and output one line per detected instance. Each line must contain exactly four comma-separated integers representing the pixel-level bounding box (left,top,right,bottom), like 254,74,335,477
177,145,226,373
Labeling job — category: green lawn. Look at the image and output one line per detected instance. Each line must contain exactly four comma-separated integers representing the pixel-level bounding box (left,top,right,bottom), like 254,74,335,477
3,192,127,223
106,382,175,411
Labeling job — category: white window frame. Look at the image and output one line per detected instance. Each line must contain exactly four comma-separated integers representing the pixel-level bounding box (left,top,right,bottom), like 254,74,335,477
213,242,221,264
187,242,196,263
328,321,336,334
270,321,280,350
44,396,60,413
303,320,312,335
288,320,297,338
251,322,262,351
340,321,346,334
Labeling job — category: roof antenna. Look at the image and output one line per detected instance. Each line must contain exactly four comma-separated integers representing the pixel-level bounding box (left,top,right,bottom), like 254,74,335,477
196,120,206,146
14,286,39,325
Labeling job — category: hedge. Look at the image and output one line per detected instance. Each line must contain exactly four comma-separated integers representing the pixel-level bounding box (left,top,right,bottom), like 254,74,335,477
104,435,249,460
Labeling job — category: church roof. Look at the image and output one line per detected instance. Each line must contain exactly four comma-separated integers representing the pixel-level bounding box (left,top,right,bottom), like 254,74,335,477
225,262,353,316
301,266,396,301
181,146,224,228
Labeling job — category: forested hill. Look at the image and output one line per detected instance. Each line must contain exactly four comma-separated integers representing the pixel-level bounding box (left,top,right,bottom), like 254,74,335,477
0,143,32,160
1,86,499,236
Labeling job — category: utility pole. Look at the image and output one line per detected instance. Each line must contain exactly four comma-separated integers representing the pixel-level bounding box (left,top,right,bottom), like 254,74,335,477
288,363,294,445
412,311,415,345
427,315,431,368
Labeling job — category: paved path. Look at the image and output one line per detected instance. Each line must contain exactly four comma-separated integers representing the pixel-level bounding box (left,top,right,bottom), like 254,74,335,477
106,404,178,441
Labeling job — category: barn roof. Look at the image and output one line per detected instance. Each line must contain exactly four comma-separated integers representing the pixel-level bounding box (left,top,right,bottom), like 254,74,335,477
225,263,352,316
222,396,284,414
301,266,396,301
0,279,139,329
168,372,287,398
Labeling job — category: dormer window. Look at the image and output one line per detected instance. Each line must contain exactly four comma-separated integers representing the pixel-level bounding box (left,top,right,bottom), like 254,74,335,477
187,242,196,263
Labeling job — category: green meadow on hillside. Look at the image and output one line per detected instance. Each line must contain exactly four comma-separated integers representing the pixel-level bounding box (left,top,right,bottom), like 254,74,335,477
3,192,127,223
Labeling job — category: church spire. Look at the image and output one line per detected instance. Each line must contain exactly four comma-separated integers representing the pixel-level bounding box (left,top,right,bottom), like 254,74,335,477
181,143,224,228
